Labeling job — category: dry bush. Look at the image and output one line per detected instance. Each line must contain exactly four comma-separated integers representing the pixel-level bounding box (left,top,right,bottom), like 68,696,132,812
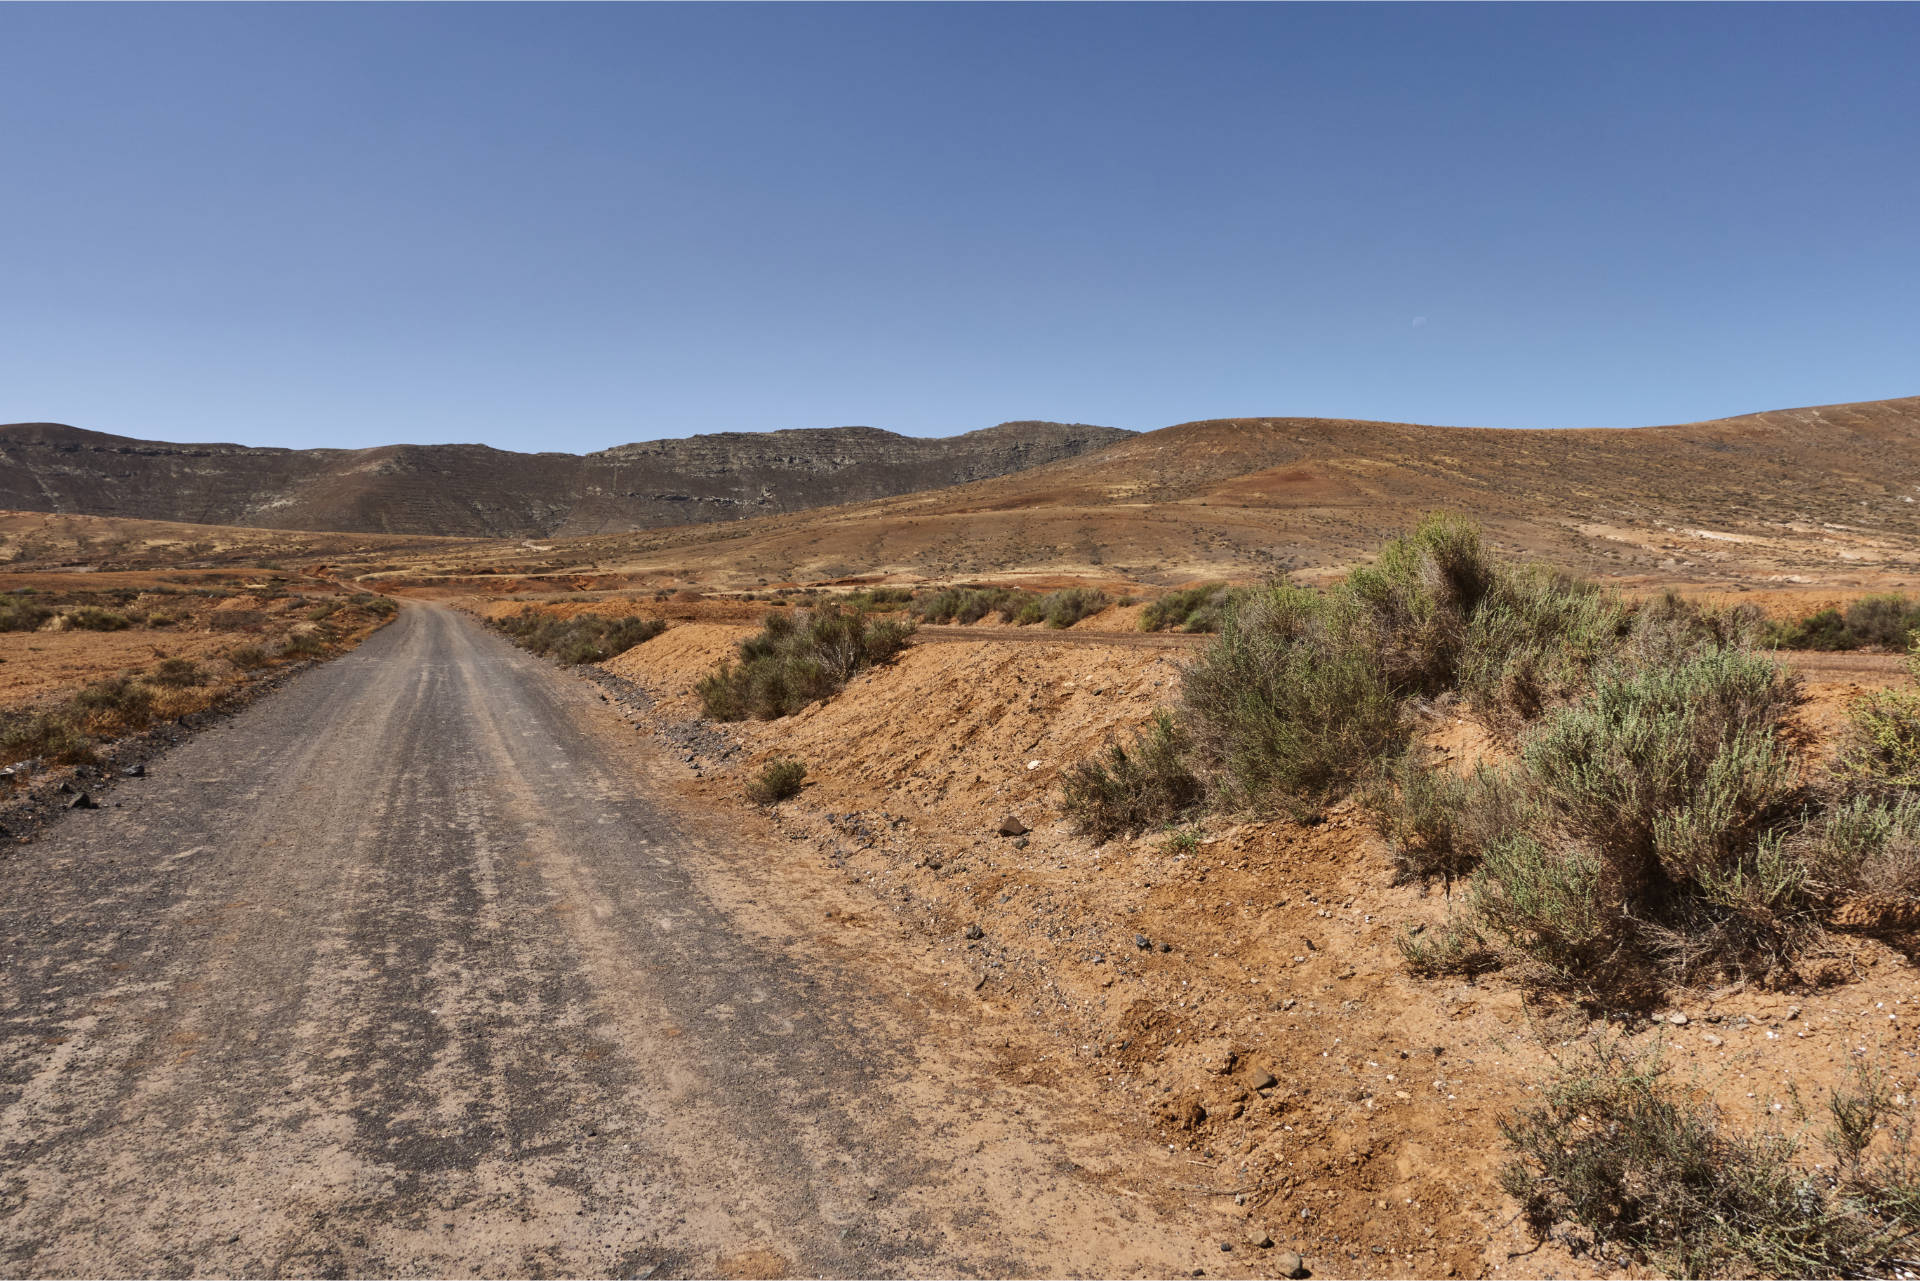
65,607,132,631
911,587,1028,625
1503,1042,1920,1277
492,610,666,664
0,599,53,632
1035,587,1109,628
746,757,807,804
1060,712,1204,840
1140,584,1234,633
698,605,913,721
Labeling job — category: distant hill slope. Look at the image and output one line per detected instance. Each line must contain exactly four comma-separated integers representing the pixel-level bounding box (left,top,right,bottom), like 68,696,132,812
515,395,1920,587
0,420,1133,538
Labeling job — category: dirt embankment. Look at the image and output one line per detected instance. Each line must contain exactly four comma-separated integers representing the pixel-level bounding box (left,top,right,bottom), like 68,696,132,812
460,595,1920,1280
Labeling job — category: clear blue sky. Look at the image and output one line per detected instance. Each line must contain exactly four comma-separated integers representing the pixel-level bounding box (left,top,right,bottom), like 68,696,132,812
2,3,1915,453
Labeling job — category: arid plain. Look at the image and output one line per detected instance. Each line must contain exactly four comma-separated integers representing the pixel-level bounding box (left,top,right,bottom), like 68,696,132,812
3,397,1919,1279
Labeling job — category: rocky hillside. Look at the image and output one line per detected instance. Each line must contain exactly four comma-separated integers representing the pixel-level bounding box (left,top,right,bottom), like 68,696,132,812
0,420,1132,538
464,395,1920,588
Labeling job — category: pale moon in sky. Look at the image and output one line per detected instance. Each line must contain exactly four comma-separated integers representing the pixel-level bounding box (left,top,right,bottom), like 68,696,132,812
1411,316,1429,328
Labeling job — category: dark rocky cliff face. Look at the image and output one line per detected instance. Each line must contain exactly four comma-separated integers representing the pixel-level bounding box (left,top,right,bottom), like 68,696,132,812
0,420,1131,537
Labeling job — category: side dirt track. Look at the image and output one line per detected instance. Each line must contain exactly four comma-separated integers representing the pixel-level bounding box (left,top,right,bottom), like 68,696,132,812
0,603,1247,1279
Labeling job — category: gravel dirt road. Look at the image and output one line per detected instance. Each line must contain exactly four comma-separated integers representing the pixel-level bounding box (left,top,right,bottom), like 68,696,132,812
0,604,1232,1279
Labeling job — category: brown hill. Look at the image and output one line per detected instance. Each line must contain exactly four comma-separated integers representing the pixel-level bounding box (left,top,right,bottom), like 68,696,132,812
0,420,1133,538
442,395,1920,589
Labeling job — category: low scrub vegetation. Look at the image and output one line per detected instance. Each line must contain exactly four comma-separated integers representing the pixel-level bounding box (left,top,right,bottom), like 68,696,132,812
1034,587,1109,628
698,604,913,720
1504,1042,1920,1277
151,657,205,688
908,585,1110,628
1060,713,1204,840
1460,647,1809,988
65,607,133,631
912,586,1029,625
1768,593,1920,651
0,594,395,770
0,599,53,632
1139,583,1234,633
1065,514,1920,997
746,757,807,804
492,609,667,664
840,587,913,612
1837,639,1920,792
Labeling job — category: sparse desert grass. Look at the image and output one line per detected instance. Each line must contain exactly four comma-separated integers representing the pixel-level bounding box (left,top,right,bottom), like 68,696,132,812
492,609,667,664
746,757,807,804
1502,1042,1920,1278
698,604,913,720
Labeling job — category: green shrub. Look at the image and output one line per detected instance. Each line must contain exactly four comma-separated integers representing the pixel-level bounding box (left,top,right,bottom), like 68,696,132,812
1060,712,1204,840
1502,1042,1919,1278
1368,756,1480,885
1181,583,1402,809
746,757,807,804
698,604,914,720
66,607,132,631
842,587,914,612
1768,594,1920,651
1140,584,1234,633
1036,587,1109,629
1845,594,1920,649
1840,688,1920,791
1789,793,1920,906
492,610,667,664
151,657,204,688
1458,569,1632,726
1343,512,1499,695
1463,647,1808,986
0,600,52,632
911,587,1030,625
